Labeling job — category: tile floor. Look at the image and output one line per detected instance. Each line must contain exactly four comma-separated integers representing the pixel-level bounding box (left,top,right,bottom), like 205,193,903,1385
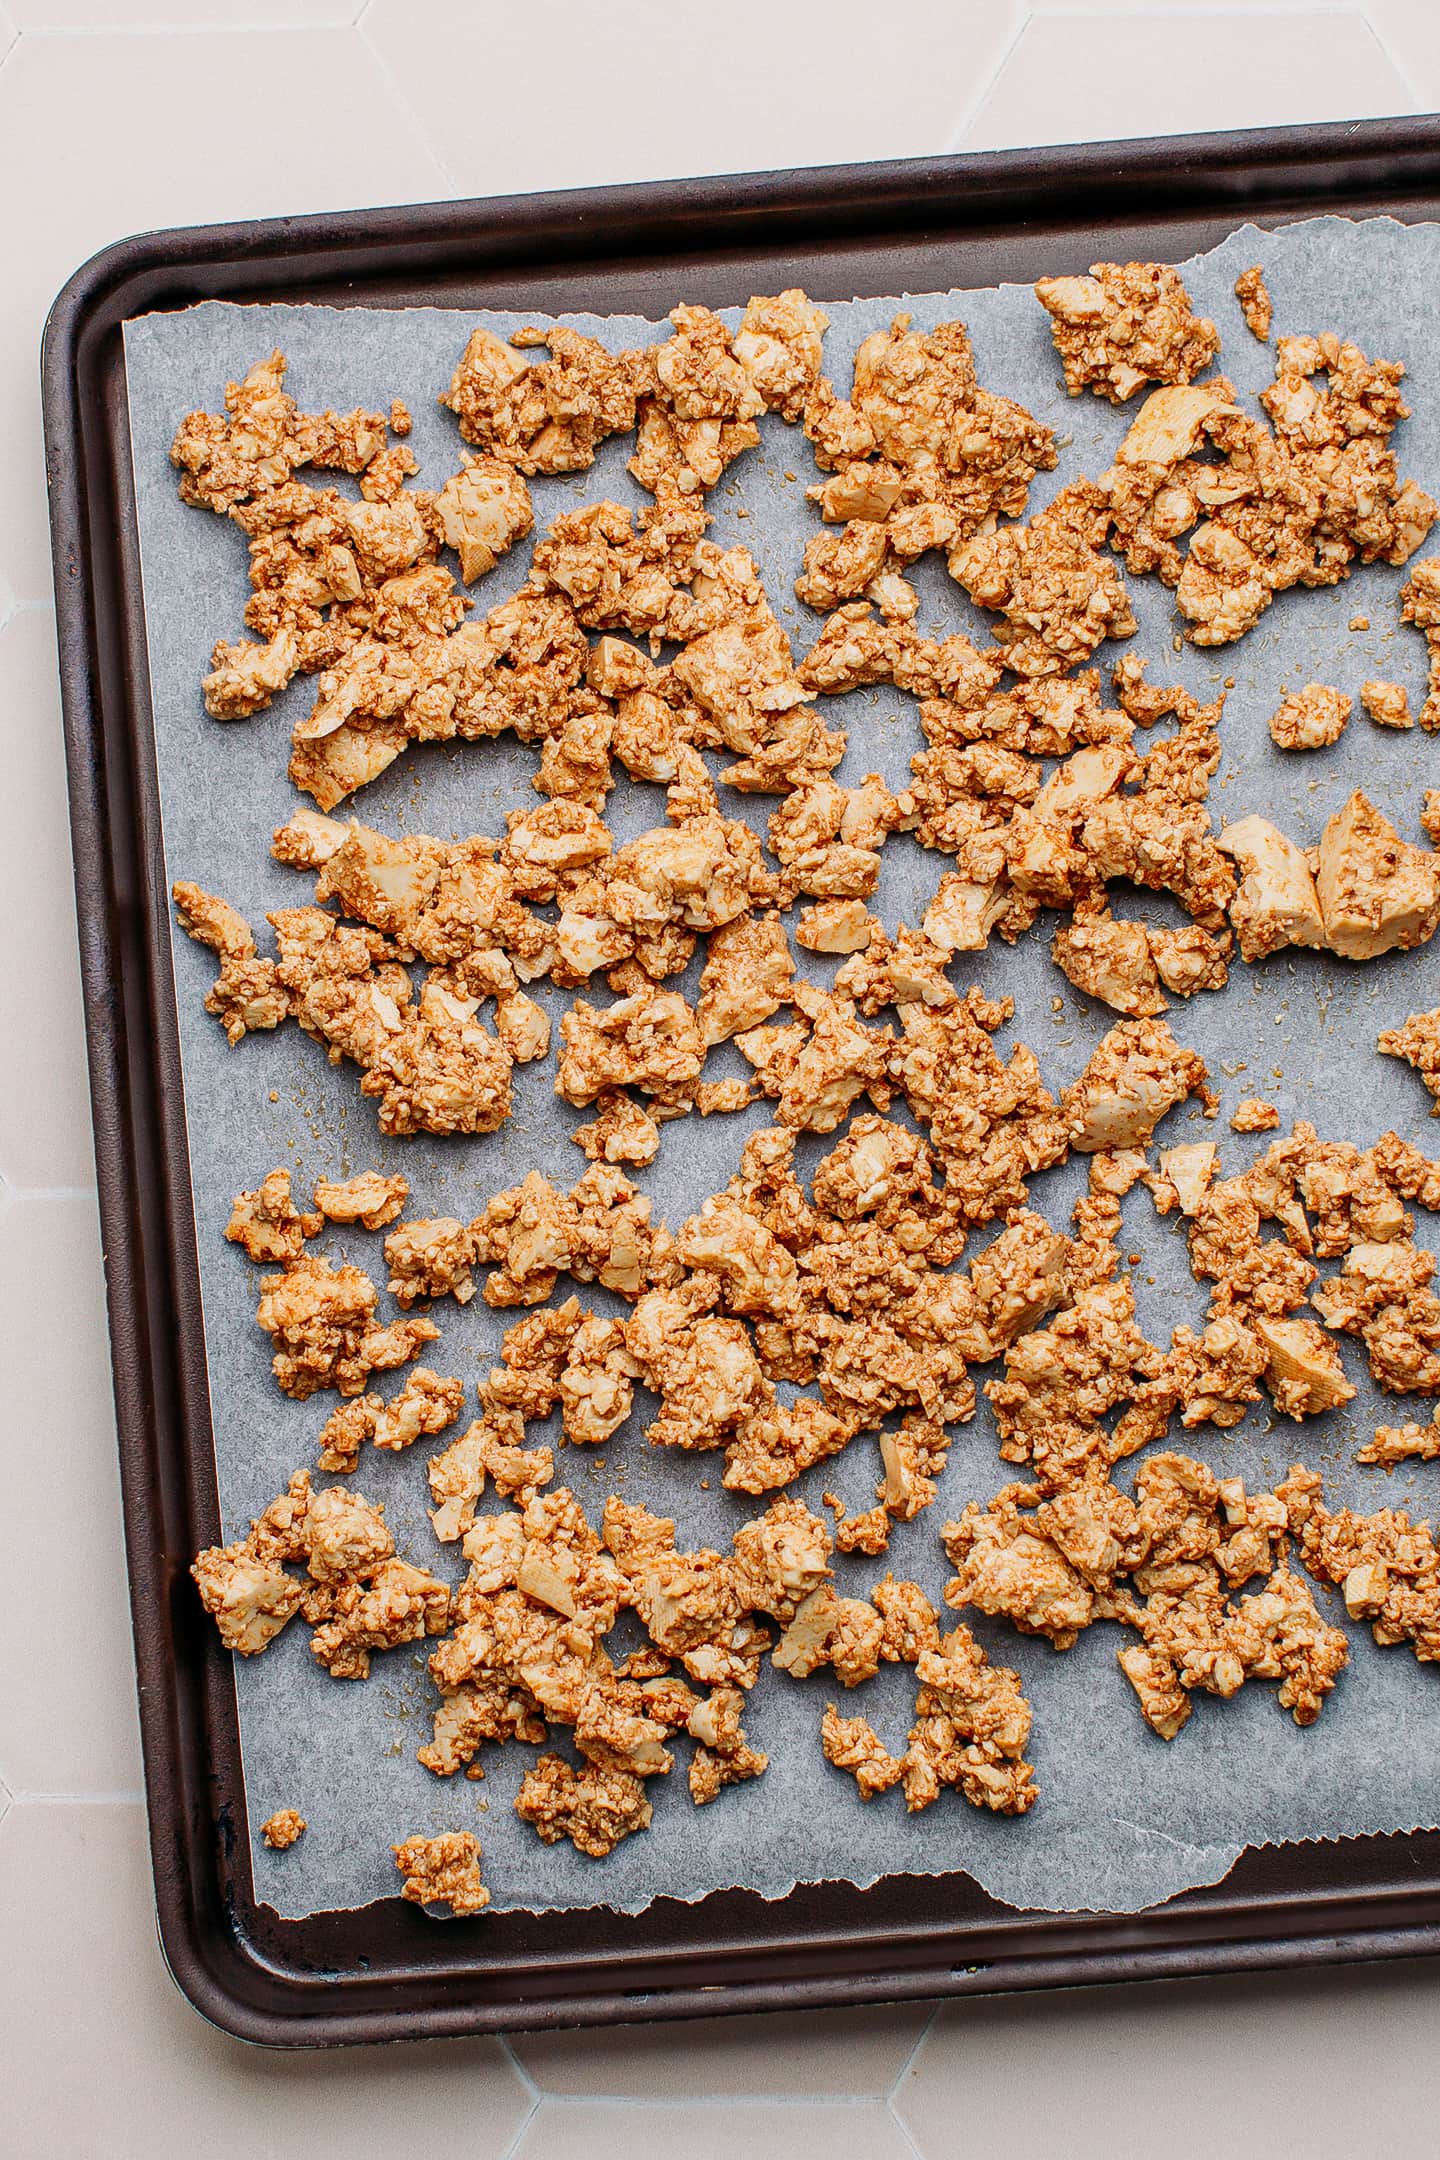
3,2,1438,2152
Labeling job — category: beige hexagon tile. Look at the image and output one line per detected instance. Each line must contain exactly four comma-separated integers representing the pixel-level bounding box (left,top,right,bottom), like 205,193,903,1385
15,1,357,22
898,1961,1440,2158
0,1191,141,1797
0,608,96,1189
513,2098,917,2160
0,5,15,63
0,27,450,602
360,0,1025,199
1029,0,1362,10
960,9,1416,151
511,2000,934,2096
0,1800,535,2150
1368,0,1440,98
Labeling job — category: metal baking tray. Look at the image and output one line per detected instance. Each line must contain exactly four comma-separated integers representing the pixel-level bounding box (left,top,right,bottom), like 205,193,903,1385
42,116,1440,2045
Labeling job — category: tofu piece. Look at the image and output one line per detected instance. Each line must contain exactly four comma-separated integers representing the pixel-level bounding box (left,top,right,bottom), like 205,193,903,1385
1060,1017,1212,1152
1159,1141,1218,1215
1112,381,1238,469
1268,684,1350,751
1218,814,1326,961
1360,681,1413,731
1314,791,1440,960
1032,742,1132,820
795,900,878,954
1253,1316,1356,1418
922,872,1008,953
1051,918,1165,1018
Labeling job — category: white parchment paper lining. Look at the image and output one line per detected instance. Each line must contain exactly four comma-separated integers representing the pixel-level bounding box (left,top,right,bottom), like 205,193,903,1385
123,216,1440,1922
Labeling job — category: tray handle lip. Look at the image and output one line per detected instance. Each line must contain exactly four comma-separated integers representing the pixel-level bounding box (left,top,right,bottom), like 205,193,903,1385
40,109,1440,352
33,108,1440,2045
149,1899,1440,2048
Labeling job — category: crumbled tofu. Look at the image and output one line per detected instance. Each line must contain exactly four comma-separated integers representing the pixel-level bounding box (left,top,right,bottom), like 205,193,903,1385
558,990,705,1111
795,900,879,954
950,482,1137,678
800,311,1057,604
1313,790,1440,959
1060,1017,1213,1151
942,1483,1109,1649
1156,1141,1219,1215
1118,1564,1347,1736
733,289,830,420
1036,262,1221,403
1358,1410,1440,1468
1252,1315,1355,1419
1379,1007,1440,1113
443,323,641,475
1217,815,1327,961
260,1809,306,1850
1234,266,1273,342
315,1395,379,1474
1052,918,1166,1018
514,1755,653,1857
428,1411,553,1542
313,1171,409,1230
1400,556,1440,728
372,1368,466,1451
225,1168,321,1265
1231,1098,1280,1133
1284,1469,1440,1664
431,456,534,581
1312,1238,1440,1394
175,282,1440,1900
686,1686,768,1804
172,881,290,1044
1104,339,1435,644
191,1540,303,1655
385,1217,481,1307
254,1252,438,1398
393,1831,490,1916
821,1706,905,1799
1360,680,1413,730
310,1556,451,1680
571,1092,663,1166
170,350,390,513
904,1626,1039,1814
1268,683,1350,751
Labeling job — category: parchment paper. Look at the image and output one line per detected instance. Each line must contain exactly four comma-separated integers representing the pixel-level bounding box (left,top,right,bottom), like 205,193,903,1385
123,216,1440,1923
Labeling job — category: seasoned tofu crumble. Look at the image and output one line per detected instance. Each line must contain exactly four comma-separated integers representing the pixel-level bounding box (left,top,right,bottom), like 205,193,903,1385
173,269,1440,1915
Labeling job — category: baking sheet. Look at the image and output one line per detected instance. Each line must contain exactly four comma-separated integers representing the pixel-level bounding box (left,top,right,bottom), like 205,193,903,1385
123,214,1440,1924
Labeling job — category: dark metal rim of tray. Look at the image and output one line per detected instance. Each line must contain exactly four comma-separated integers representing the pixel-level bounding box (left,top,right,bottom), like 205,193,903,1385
41,114,1440,2046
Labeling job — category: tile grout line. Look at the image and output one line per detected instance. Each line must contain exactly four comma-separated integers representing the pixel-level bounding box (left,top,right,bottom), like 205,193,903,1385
517,2091,904,2109
1360,7,1430,105
887,2097,931,2160
0,18,370,39
1029,0,1360,13
8,1790,146,1807
0,1186,98,1212
493,2087,541,2160
944,2,1031,152
498,2035,541,2103
886,2000,940,2102
354,10,463,195
885,2009,940,2160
